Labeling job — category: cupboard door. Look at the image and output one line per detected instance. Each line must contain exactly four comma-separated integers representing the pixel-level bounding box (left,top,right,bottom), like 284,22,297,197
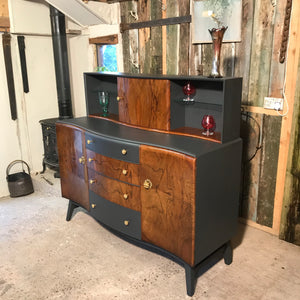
56,124,89,210
140,145,196,266
117,77,171,130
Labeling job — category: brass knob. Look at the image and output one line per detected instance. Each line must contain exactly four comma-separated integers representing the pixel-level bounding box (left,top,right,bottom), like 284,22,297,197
124,220,129,226
122,149,127,155
91,203,96,208
89,179,96,184
143,179,152,190
46,127,50,130
78,156,85,164
88,158,94,162
122,169,128,175
123,193,129,200
87,139,93,144
117,96,122,102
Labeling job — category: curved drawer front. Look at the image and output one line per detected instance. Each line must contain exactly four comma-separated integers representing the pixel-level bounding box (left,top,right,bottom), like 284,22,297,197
89,191,141,240
85,132,139,163
86,148,139,186
88,169,141,212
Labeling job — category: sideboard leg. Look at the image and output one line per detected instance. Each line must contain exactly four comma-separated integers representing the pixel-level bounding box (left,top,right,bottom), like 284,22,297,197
224,241,233,265
185,264,196,297
66,200,78,221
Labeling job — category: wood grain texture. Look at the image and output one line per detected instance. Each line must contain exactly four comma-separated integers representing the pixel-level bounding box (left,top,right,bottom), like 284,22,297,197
235,0,255,104
89,34,118,45
256,115,282,227
247,0,275,106
140,145,196,266
56,124,89,211
0,0,9,29
86,148,139,185
88,169,141,212
276,0,300,237
117,77,171,130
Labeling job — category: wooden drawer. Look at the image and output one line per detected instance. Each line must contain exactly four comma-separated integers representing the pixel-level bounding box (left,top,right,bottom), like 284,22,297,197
88,168,141,212
86,148,139,185
89,191,141,240
85,132,139,163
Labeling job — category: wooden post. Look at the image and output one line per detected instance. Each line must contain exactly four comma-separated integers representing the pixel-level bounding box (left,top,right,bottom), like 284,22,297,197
272,0,300,235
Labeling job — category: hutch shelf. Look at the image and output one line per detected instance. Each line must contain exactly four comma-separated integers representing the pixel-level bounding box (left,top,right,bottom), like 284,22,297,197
56,72,242,296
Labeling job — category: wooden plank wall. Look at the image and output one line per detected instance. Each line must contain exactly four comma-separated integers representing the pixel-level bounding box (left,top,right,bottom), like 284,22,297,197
0,0,10,31
120,0,298,238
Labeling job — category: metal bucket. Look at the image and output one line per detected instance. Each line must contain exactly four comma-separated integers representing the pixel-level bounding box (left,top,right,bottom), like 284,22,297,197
6,160,34,197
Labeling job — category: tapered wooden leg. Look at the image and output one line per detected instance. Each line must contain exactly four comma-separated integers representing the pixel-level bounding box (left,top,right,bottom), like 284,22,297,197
185,264,196,297
66,200,78,221
224,241,233,265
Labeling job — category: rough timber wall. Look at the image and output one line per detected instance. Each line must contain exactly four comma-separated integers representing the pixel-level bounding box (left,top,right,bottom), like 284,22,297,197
120,0,298,240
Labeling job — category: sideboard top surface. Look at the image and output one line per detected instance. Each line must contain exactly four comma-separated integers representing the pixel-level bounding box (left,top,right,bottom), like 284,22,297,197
84,71,242,83
57,117,241,158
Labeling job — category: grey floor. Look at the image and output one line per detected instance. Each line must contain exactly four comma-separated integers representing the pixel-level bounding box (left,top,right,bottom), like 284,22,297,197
1,171,300,300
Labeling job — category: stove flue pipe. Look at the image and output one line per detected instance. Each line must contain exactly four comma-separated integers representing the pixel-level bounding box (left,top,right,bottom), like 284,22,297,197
50,5,73,119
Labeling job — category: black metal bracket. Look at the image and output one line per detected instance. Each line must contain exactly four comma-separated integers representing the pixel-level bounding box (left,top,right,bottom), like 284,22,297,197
120,15,191,33
17,36,29,93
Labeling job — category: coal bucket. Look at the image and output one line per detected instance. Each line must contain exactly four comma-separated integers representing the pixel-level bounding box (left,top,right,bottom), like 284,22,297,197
6,160,34,197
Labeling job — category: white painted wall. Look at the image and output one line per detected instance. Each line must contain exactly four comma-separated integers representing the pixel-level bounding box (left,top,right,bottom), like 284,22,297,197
0,0,121,197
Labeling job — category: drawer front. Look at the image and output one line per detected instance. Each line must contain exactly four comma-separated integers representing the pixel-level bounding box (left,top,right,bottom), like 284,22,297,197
86,148,139,185
85,132,139,163
89,191,141,240
88,169,141,211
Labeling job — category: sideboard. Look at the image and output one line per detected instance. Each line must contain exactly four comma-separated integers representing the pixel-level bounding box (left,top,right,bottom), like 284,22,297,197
56,72,242,296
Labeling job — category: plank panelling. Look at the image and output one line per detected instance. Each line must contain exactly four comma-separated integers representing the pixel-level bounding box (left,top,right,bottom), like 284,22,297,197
166,1,178,74
280,54,300,245
189,44,201,76
256,115,282,227
137,0,151,73
0,0,9,30
248,0,276,106
268,0,286,98
201,44,213,77
235,0,255,104
240,112,263,221
120,1,139,73
178,0,190,75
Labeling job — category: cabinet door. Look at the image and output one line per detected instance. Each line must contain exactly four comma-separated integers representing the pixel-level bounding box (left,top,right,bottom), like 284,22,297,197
117,77,171,130
140,145,196,266
56,124,89,210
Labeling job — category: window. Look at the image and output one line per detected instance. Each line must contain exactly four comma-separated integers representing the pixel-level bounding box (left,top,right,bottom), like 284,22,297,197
89,34,118,72
97,44,117,72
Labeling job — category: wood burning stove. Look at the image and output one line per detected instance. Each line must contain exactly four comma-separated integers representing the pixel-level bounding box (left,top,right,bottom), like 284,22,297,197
40,6,73,177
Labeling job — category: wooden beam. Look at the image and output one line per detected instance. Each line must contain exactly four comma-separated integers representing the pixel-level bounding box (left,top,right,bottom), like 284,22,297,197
0,0,10,30
272,0,300,235
120,15,191,33
89,34,118,44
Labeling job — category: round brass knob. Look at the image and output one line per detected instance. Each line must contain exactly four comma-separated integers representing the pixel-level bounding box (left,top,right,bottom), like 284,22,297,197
122,169,128,175
88,158,94,162
91,204,96,208
78,156,85,164
117,96,120,101
143,179,152,190
122,149,127,155
89,179,96,184
123,193,129,200
87,139,93,144
124,220,129,226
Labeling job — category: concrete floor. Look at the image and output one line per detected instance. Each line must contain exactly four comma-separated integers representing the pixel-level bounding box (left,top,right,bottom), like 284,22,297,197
1,171,300,300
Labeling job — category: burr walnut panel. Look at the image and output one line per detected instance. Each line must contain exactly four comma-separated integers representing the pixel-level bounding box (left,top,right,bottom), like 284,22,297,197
56,124,89,211
86,148,140,185
117,77,171,130
140,145,196,266
88,168,141,212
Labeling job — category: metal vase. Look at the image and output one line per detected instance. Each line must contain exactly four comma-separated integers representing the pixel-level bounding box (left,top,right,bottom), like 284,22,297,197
208,26,227,78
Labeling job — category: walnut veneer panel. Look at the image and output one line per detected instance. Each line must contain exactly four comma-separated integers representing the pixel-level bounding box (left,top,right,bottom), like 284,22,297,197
140,145,196,266
117,78,171,130
86,148,139,185
56,124,89,210
88,169,141,212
